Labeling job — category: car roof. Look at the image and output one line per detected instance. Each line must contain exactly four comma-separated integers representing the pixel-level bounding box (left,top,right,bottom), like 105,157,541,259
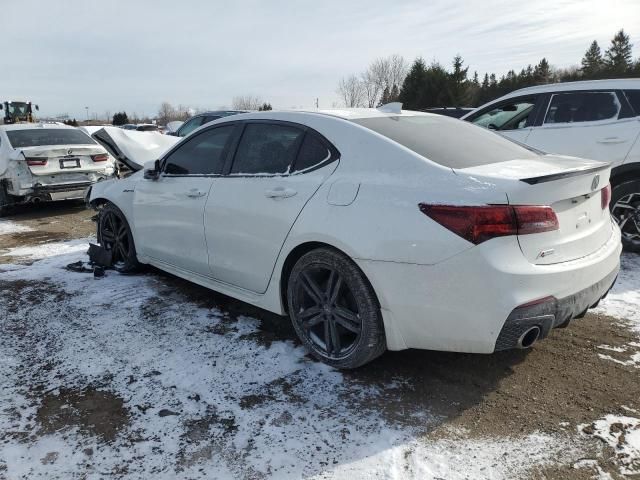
0,122,73,131
194,110,248,117
502,78,640,99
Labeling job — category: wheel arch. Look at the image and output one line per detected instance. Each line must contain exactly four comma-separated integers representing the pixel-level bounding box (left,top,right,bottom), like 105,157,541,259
611,163,640,188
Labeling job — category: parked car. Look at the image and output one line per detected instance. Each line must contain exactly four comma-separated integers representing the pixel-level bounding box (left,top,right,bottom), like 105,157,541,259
423,107,474,118
0,123,115,214
169,111,247,137
121,124,159,132
462,79,640,252
88,108,621,368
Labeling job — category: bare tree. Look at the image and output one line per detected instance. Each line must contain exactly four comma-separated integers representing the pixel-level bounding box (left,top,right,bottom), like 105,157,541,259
232,95,263,110
337,75,365,107
157,102,175,125
349,55,408,108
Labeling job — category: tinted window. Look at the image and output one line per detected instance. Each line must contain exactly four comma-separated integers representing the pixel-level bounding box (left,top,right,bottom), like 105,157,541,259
178,117,204,137
231,123,304,175
6,128,95,148
544,92,619,124
293,133,331,172
202,116,221,125
625,90,640,115
471,97,536,131
164,126,233,175
354,115,539,169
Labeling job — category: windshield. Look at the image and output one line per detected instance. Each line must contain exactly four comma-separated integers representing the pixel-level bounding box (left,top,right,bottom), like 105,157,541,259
6,128,96,148
353,115,539,169
6,102,30,117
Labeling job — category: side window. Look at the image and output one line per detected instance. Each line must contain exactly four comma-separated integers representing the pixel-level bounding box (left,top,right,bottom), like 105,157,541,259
470,97,537,131
544,92,619,124
293,133,332,172
202,115,221,125
231,123,304,175
164,126,234,175
624,90,640,116
178,117,204,137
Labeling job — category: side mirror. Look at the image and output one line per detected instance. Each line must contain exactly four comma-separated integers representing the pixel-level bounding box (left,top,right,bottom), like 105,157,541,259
143,159,161,180
487,123,498,130
35,105,39,111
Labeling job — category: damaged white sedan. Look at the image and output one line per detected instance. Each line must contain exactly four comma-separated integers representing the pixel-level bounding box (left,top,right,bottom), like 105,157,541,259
0,123,115,214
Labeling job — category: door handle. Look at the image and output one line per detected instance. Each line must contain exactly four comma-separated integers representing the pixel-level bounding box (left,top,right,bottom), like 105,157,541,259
186,189,206,198
265,187,297,198
596,137,626,144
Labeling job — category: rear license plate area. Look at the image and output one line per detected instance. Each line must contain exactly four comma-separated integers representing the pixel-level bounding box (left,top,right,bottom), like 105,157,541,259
59,158,80,169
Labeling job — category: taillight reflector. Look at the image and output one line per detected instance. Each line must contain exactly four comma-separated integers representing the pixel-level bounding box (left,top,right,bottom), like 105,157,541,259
601,184,611,210
25,157,47,166
91,153,109,162
418,204,559,245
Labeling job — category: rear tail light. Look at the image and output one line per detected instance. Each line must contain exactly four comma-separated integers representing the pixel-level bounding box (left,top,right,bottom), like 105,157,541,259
91,153,109,162
25,157,47,166
418,204,559,245
601,183,611,210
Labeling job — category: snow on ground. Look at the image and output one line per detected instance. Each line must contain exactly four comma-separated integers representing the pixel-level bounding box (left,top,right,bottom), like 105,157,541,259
595,253,640,330
0,219,33,235
0,239,569,479
579,415,640,476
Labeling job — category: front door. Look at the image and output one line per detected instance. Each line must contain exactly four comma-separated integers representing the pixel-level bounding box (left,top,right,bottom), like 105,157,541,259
467,94,540,145
205,122,339,293
133,125,235,275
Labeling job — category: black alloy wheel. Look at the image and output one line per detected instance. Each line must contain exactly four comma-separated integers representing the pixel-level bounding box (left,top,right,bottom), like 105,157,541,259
97,203,139,272
288,248,386,369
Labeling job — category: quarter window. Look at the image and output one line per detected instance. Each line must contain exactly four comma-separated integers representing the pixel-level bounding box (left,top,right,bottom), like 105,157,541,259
470,97,536,131
164,126,234,175
231,123,304,175
544,92,619,124
293,133,331,172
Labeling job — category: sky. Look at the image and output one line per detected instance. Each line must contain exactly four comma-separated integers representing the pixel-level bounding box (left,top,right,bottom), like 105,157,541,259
2,0,639,120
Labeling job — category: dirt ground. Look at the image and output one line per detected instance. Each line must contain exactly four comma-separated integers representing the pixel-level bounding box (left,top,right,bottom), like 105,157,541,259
1,201,639,479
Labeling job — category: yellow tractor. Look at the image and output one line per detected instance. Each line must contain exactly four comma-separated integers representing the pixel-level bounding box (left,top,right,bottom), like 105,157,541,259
1,101,39,124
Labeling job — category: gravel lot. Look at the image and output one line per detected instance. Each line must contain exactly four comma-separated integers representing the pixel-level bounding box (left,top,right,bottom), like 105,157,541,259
1,202,639,479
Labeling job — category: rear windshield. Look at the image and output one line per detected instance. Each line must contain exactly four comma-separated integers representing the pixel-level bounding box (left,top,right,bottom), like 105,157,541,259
353,115,539,169
6,128,96,148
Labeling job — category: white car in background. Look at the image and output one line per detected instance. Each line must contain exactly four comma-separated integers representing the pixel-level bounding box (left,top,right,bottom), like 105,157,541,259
0,123,115,215
462,79,640,252
88,107,621,368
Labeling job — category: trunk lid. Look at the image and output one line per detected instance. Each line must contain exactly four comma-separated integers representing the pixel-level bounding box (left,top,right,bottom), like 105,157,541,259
457,154,613,264
17,145,111,175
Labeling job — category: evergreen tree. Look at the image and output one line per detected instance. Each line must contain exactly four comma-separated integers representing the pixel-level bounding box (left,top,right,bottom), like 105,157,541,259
389,84,400,102
398,58,428,110
448,55,469,106
258,102,272,111
581,40,603,77
604,29,633,74
379,86,390,106
112,112,129,126
533,58,552,84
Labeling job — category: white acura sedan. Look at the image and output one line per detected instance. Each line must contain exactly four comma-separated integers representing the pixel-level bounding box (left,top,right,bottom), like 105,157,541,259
88,106,622,368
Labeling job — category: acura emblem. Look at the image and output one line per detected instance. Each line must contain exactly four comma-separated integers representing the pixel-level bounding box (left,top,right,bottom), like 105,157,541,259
591,175,600,191
67,149,73,155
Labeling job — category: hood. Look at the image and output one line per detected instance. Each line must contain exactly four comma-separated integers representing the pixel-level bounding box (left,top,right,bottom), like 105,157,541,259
89,127,180,171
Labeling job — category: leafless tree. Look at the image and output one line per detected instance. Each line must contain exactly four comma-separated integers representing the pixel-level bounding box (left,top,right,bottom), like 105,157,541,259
157,102,176,125
336,75,365,107
232,95,263,110
351,55,409,108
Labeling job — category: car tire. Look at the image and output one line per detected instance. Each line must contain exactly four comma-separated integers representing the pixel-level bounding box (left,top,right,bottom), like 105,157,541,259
287,247,386,369
0,183,11,218
97,202,140,273
611,179,640,253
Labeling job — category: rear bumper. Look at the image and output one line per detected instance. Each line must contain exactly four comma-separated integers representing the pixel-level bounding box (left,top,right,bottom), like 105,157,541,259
356,221,622,353
494,265,618,351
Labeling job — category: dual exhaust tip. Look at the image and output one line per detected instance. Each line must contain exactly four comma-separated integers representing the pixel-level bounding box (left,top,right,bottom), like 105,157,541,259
517,326,541,349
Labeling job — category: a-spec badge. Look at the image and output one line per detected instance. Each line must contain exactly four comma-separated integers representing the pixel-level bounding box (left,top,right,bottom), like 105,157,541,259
591,174,600,191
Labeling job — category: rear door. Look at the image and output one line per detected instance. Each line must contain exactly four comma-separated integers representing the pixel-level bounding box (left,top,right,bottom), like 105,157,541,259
466,94,543,144
133,125,235,275
525,90,639,164
205,121,339,293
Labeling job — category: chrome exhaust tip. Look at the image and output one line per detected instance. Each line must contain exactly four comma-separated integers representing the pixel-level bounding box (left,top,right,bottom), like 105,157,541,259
517,326,541,349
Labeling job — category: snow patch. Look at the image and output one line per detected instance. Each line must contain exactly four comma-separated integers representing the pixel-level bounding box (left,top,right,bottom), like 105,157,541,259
0,219,33,235
595,253,640,331
579,415,640,476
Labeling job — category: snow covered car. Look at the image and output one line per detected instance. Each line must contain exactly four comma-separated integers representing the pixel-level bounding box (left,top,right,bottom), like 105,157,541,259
88,107,622,369
0,123,115,214
462,79,640,252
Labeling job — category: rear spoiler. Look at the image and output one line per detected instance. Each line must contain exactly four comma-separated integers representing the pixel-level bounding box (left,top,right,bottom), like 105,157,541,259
520,164,611,185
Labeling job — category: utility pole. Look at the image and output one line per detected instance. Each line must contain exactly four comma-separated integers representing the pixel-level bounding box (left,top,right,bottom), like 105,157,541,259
315,98,319,109
85,106,89,122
